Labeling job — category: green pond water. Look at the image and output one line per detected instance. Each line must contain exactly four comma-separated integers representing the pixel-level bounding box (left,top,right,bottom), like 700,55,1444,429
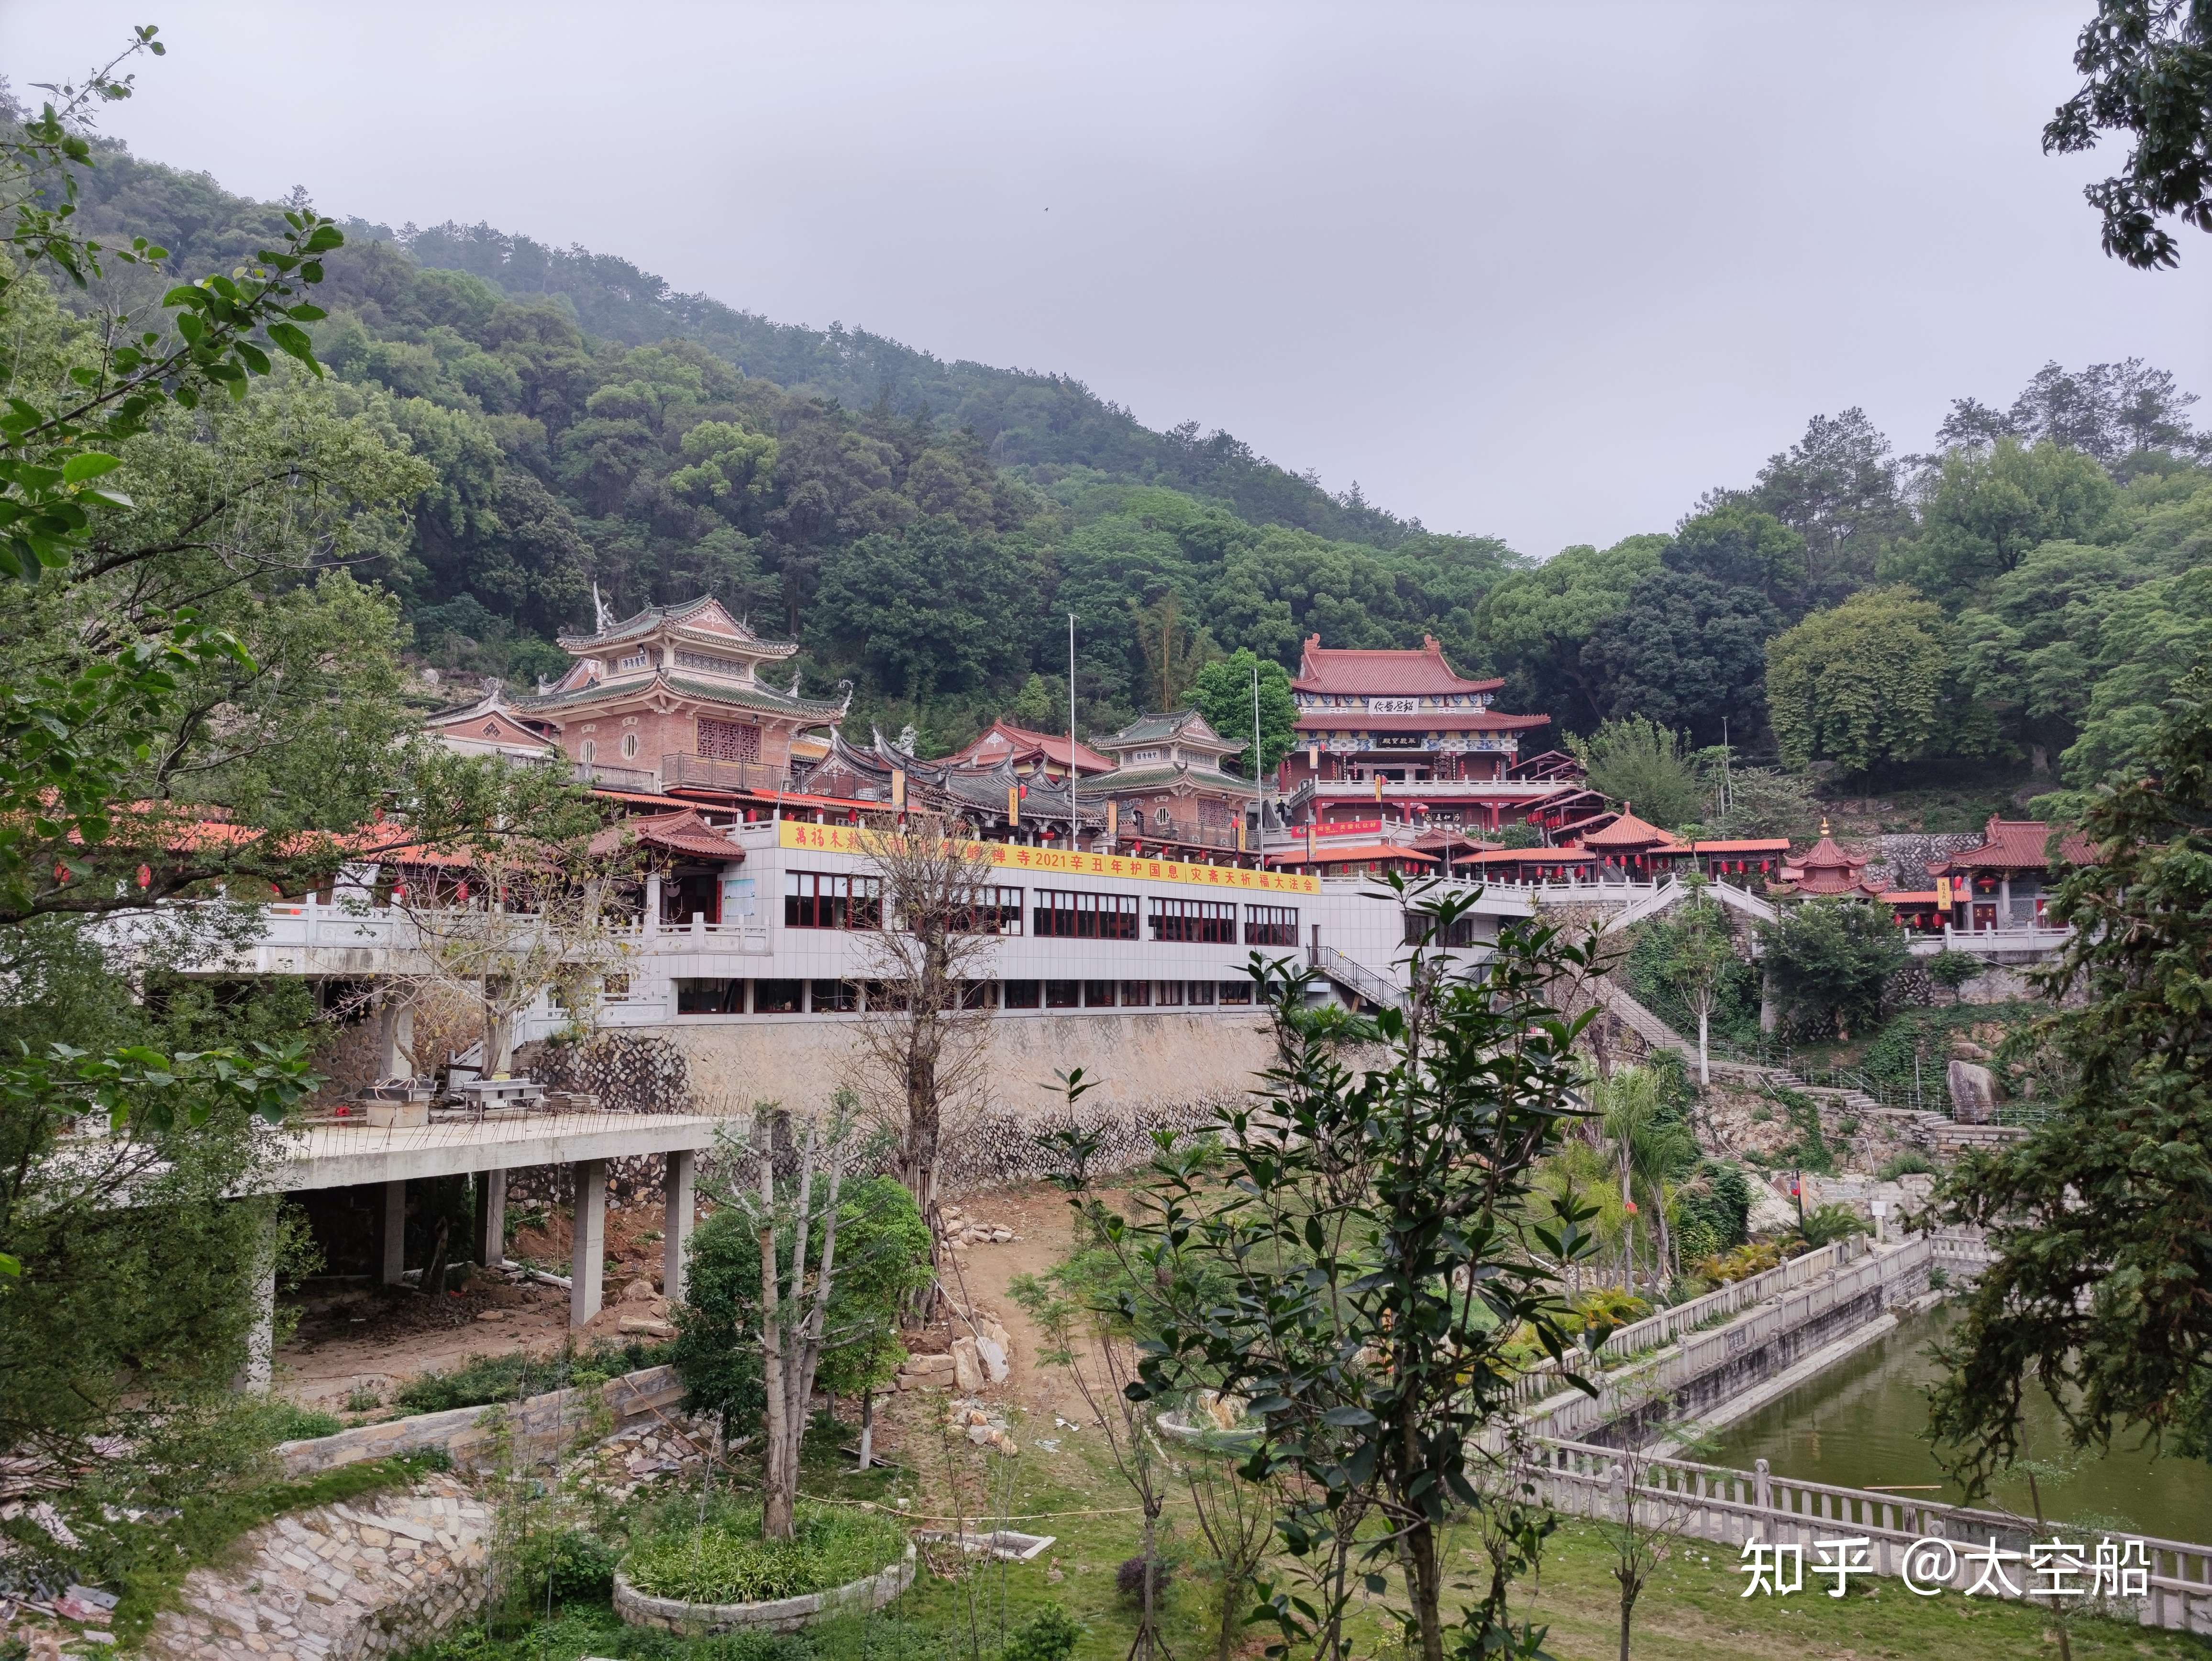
1704,1307,2212,1544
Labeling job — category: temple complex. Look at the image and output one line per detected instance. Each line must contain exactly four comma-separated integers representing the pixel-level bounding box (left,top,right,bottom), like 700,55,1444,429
1272,634,1604,838
511,597,852,798
1927,815,2094,931
1093,710,1259,857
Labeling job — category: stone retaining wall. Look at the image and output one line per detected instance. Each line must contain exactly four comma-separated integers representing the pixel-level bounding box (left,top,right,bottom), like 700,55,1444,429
144,1473,492,1661
277,1365,686,1477
494,1012,1279,1210
612,1547,916,1636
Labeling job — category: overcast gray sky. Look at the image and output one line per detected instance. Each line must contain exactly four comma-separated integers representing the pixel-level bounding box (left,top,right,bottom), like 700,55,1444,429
8,2,2207,557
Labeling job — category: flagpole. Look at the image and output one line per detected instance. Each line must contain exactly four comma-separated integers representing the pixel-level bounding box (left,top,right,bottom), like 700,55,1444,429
1251,661,1263,867
1067,611,1078,853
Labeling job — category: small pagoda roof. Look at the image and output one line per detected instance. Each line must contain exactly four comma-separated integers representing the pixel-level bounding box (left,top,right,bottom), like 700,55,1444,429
945,720,1113,775
1781,822,1876,895
589,808,740,862
556,596,795,658
1099,709,1246,757
1576,807,1689,851
1293,633,1503,697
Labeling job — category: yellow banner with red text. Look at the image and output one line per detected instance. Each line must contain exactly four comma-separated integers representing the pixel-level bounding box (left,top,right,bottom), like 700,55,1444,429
777,820,1318,896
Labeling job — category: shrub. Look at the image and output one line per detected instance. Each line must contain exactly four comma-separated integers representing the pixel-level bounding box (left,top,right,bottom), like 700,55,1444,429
1001,1604,1085,1661
392,1342,661,1415
1878,1150,1936,1181
511,1526,617,1605
1793,1202,1872,1249
1925,950,1982,992
622,1502,906,1605
1117,1555,1172,1600
255,1401,343,1444
1692,1241,1781,1284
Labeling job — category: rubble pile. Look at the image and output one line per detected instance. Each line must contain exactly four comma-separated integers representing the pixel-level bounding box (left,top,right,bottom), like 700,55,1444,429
948,1402,1019,1456
937,1204,1016,1251
560,1411,720,1504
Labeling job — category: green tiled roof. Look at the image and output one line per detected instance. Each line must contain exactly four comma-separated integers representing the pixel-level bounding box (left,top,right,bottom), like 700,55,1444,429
1098,764,1258,797
511,672,844,720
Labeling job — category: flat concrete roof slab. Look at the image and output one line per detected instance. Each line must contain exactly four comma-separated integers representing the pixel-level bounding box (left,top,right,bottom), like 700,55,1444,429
266,1113,727,1191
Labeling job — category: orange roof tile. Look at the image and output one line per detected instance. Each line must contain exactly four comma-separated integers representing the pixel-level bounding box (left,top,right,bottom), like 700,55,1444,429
1292,634,1504,696
1577,808,1689,850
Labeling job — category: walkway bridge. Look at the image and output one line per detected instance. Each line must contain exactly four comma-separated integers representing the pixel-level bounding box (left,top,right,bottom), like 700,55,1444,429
1508,1232,1989,1448
1521,1438,2212,1633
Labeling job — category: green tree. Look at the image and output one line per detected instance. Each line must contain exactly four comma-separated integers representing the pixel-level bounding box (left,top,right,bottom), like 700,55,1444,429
1479,534,1665,732
669,1168,930,1456
812,517,1039,698
1882,440,2118,604
1581,568,1780,747
1741,408,1910,600
1190,648,1296,776
1643,883,1736,1083
1079,888,1607,1661
1569,716,1704,829
1765,587,1949,775
1758,899,1910,1041
2045,0,2212,268
1661,502,1807,614
1931,662,2212,1484
1708,765,1822,841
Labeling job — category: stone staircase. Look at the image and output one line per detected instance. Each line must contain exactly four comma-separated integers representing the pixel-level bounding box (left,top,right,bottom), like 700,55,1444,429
1583,977,2021,1157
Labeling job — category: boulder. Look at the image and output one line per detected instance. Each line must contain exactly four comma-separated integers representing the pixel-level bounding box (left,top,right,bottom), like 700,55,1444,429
974,1335,1010,1385
951,1336,985,1395
620,1279,658,1304
1947,1060,1999,1125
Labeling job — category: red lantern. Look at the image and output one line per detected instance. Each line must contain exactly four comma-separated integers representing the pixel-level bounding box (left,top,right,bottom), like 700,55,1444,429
136,864,153,889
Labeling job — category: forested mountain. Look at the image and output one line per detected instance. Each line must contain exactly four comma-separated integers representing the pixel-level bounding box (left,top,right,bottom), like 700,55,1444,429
30,102,2212,808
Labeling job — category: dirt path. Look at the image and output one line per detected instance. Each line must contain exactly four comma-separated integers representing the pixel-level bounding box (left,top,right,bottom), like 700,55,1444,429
929,1182,1116,1425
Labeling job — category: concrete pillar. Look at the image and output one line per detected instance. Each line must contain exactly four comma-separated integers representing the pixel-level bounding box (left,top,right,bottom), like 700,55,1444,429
663,1149,695,1304
474,1169,507,1268
378,994,414,1079
570,1159,607,1326
380,1179,407,1285
644,874,662,938
240,1202,278,1394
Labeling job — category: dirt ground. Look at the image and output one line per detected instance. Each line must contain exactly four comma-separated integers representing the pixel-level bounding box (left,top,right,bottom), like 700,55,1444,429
274,1198,685,1410
273,1185,1091,1416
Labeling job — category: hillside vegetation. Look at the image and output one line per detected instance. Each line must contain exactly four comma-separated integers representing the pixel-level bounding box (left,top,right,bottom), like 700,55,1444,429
33,103,2212,801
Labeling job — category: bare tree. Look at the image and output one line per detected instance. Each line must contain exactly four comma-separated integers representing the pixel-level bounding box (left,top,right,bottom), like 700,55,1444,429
1596,1396,1718,1661
742,1103,852,1541
381,838,635,1077
849,811,1000,1238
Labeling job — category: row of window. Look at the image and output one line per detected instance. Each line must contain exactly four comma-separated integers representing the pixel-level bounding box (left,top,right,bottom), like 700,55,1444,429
675,977,1261,1014
784,871,1298,944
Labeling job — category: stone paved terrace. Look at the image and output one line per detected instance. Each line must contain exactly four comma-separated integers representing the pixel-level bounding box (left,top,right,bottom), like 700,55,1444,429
144,1472,492,1660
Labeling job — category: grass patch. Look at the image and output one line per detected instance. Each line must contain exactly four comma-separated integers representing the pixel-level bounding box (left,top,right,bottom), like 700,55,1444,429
258,1399,345,1442
110,1451,448,1647
622,1500,907,1606
393,1340,670,1415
